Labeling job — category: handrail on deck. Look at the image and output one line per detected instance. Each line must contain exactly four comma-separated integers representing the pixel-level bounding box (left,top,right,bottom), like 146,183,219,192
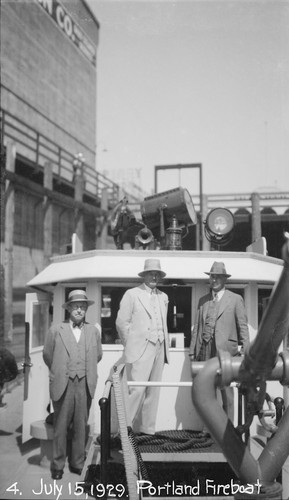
97,369,247,499
98,379,112,487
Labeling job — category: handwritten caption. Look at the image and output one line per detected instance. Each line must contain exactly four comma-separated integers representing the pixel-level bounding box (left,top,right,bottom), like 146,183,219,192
6,480,126,499
6,478,262,498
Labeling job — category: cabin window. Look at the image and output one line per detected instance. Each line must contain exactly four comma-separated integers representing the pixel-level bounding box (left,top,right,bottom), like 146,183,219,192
258,287,273,325
100,285,192,347
226,287,244,299
101,287,129,344
32,301,50,349
160,285,192,347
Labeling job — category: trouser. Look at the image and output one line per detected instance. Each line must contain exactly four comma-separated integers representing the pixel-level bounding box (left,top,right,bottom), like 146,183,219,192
197,340,234,423
52,376,91,471
127,340,165,435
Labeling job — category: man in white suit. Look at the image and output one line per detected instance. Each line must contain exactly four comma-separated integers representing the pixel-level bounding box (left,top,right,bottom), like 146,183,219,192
116,258,169,435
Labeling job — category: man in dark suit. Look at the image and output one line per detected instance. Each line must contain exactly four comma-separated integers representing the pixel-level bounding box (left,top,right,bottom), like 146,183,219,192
189,261,249,421
116,258,169,435
43,289,102,480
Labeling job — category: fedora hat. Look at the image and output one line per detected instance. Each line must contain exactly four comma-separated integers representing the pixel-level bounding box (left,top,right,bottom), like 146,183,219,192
138,258,166,278
62,289,94,308
205,261,231,278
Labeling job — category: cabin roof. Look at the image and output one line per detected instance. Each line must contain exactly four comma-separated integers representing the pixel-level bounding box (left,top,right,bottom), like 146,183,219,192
27,250,283,287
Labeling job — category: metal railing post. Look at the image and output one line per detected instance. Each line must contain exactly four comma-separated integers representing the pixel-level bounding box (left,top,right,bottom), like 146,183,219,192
98,380,112,492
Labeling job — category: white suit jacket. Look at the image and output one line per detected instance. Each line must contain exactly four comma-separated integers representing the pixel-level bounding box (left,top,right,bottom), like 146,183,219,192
116,284,170,364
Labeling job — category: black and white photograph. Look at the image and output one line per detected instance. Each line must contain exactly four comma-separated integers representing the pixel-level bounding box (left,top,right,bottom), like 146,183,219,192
1,0,289,499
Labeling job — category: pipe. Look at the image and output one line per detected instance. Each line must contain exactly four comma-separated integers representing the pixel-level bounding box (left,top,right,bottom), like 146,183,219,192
239,238,289,398
258,405,289,481
192,355,287,383
192,329,289,488
251,192,262,242
192,357,262,484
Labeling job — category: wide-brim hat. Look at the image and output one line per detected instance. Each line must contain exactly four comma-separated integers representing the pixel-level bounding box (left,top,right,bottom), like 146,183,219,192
205,261,231,278
138,258,166,278
62,289,94,308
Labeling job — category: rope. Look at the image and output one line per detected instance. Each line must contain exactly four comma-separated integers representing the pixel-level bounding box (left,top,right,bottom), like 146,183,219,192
112,364,139,500
134,429,213,453
128,427,150,480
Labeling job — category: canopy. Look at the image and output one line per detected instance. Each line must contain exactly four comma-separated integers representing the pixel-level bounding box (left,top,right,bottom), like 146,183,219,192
27,249,283,287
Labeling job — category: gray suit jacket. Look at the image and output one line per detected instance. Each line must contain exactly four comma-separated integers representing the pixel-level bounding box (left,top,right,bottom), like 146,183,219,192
43,321,102,401
189,289,249,359
116,284,170,364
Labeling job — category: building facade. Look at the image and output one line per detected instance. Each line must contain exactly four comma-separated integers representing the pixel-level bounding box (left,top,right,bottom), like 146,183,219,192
1,0,119,348
1,0,133,291
2,0,99,165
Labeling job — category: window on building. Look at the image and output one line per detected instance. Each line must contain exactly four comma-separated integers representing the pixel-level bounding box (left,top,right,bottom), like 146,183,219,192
14,190,44,249
52,205,74,254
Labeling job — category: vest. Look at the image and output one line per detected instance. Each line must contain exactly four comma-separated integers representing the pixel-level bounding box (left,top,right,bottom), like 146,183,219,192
202,296,219,343
148,292,164,344
68,331,86,379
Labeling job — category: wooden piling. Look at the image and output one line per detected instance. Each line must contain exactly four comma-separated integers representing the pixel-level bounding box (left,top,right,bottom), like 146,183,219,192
4,141,16,344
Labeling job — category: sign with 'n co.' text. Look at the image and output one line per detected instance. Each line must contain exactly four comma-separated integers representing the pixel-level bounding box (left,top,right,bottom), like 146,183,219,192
37,0,97,67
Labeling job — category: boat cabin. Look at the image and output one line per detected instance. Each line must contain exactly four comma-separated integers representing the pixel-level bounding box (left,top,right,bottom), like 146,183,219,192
23,248,284,439
21,242,289,499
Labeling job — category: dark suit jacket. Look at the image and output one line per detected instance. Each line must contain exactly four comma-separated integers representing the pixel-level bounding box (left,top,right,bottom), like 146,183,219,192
43,321,102,401
189,289,249,359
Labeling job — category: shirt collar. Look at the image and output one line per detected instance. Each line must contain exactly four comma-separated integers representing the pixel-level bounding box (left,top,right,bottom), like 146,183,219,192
144,283,157,295
213,288,225,301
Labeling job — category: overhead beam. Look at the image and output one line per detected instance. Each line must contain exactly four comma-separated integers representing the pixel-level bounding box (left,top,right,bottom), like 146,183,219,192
4,170,107,217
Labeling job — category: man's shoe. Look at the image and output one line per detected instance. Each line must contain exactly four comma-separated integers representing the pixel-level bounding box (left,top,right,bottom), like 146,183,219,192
69,465,82,475
51,469,63,480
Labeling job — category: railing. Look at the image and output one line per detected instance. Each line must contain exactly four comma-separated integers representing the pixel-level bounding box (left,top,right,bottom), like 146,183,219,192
98,380,112,488
1,108,142,207
98,368,246,499
2,108,288,214
191,191,289,215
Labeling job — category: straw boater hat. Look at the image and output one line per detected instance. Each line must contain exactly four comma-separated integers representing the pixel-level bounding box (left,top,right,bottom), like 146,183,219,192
62,289,94,309
205,261,231,278
138,258,166,278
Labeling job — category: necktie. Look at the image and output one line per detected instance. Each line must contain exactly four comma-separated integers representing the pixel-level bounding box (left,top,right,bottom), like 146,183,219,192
202,296,218,343
72,321,84,329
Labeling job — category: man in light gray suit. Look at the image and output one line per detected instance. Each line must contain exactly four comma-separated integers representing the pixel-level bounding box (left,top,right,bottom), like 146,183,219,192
190,261,249,421
116,258,169,435
43,289,102,480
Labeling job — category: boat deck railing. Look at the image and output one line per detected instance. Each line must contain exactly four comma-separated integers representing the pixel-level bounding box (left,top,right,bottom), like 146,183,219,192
89,364,248,500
